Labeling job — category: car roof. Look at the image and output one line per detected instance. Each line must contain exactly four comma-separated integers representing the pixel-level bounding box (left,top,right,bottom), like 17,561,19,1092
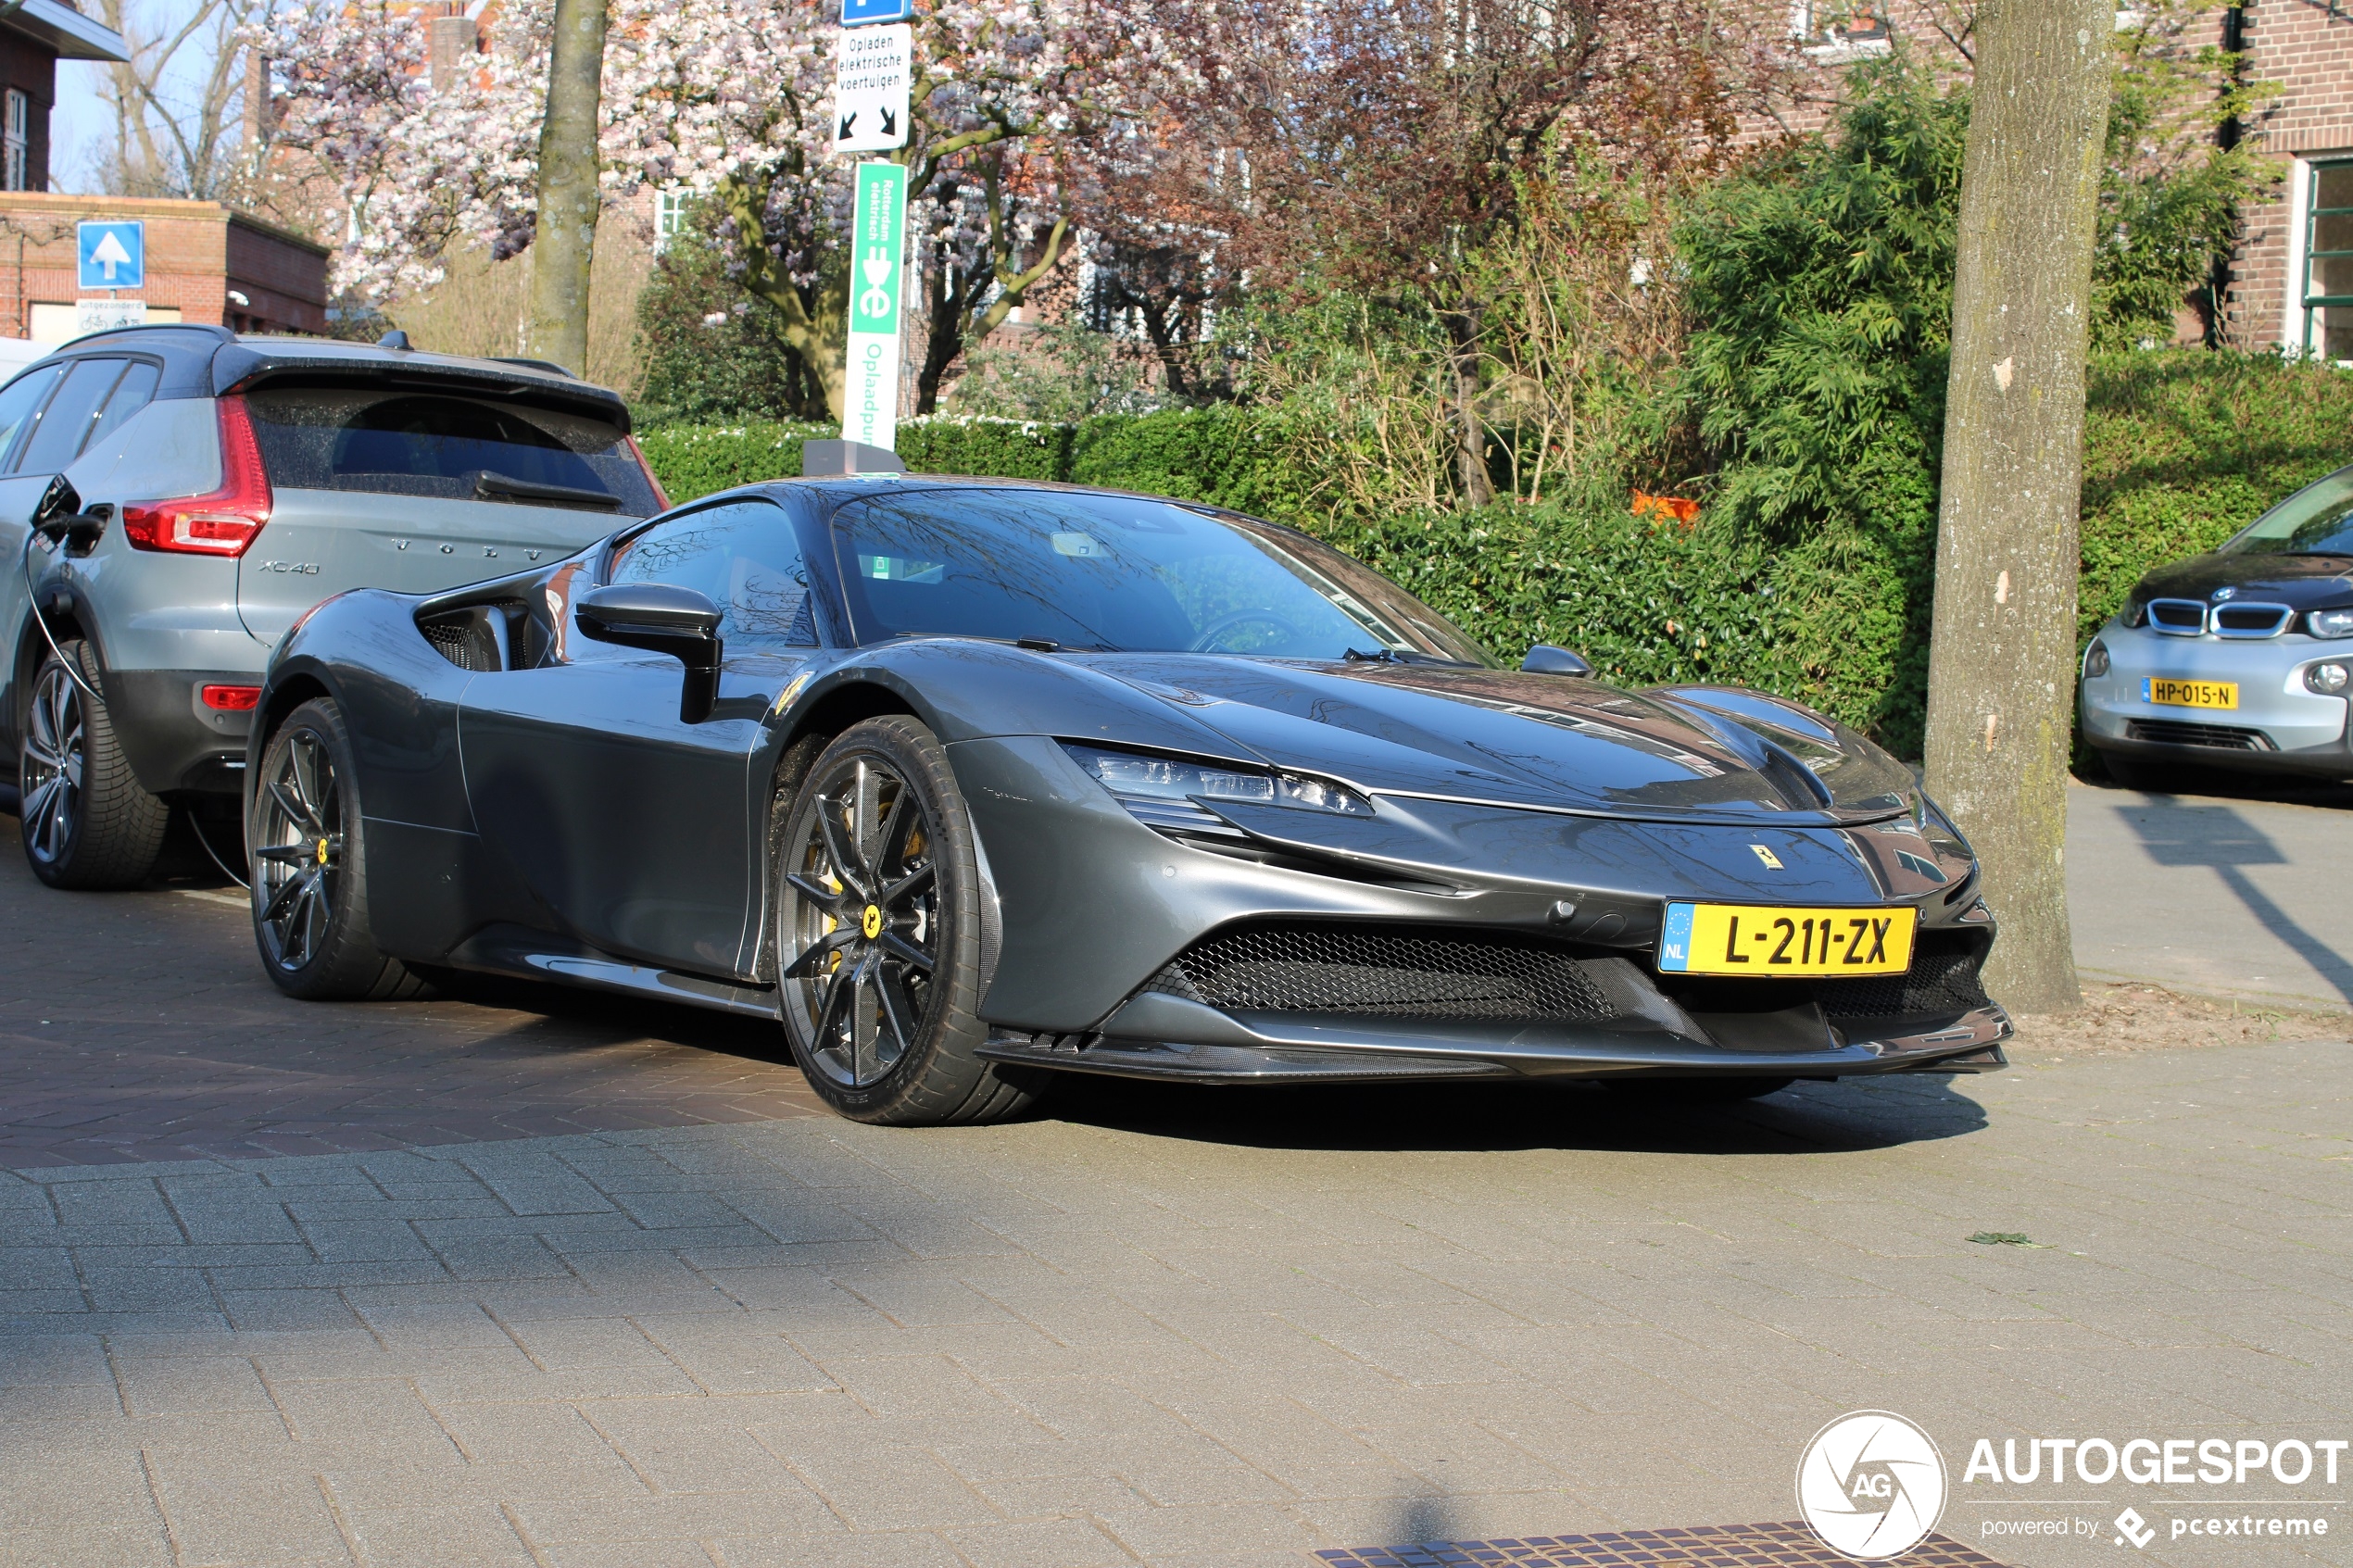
6,324,632,430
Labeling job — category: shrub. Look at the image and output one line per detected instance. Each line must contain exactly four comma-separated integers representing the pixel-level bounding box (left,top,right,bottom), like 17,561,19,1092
636,420,830,503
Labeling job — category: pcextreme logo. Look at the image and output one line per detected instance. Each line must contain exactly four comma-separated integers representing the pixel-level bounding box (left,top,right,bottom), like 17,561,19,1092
1797,1411,1949,1561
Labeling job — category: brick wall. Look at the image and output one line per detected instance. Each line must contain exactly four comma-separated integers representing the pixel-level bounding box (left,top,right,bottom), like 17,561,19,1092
1726,0,1975,149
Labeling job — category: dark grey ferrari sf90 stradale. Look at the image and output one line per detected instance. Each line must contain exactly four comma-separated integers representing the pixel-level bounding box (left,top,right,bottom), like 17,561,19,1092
244,476,2008,1123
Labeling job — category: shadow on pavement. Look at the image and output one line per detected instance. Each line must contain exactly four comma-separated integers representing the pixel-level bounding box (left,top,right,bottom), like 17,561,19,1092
2099,795,2353,1007
1038,1072,1989,1155
2073,763,2353,811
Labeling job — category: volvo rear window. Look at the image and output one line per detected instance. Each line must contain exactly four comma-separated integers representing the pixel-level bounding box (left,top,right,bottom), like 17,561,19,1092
243,389,659,515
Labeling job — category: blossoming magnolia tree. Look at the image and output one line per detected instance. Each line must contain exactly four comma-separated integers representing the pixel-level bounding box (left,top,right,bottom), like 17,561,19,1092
264,0,1138,414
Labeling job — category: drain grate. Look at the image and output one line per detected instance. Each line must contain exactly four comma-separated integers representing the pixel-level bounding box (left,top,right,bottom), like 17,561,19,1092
1312,1521,2011,1568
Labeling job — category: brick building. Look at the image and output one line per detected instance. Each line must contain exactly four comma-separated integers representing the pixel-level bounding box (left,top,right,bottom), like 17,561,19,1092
0,192,330,340
2229,2,2353,357
1737,4,2353,361
0,0,128,195
0,1,330,344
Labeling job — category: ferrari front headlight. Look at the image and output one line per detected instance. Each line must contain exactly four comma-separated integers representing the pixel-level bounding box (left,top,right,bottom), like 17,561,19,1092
1063,744,1373,816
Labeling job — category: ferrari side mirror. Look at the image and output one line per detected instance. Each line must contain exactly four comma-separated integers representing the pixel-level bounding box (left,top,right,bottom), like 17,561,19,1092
576,583,724,722
1521,645,1592,677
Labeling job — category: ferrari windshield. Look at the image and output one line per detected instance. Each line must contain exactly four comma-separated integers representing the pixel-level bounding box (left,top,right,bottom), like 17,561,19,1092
2222,464,2353,556
829,487,1494,663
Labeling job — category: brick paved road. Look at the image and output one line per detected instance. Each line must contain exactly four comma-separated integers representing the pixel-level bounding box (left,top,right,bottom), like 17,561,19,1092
2,850,2350,1567
0,847,824,1166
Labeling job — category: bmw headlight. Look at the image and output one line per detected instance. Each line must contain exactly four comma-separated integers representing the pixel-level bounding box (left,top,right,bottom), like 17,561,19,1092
1063,744,1373,816
2309,608,2353,639
2082,639,2110,678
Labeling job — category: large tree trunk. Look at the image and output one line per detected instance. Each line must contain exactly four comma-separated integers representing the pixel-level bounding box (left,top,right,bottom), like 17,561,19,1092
523,0,608,375
1922,0,2110,1014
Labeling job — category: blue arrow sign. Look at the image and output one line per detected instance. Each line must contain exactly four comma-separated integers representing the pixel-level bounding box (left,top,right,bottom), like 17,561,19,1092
77,221,145,291
842,0,912,24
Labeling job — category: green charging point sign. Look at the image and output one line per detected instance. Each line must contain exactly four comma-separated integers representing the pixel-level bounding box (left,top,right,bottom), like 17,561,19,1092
842,161,908,451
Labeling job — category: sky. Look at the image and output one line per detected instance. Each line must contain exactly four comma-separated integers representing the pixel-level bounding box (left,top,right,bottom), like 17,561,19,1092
53,62,110,194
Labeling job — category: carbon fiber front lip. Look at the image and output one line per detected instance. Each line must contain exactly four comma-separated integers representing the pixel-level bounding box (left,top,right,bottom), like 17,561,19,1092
977,997,2012,1083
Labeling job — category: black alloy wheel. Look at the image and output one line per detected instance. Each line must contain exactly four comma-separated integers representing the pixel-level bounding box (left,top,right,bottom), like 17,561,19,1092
248,698,422,1000
775,716,1037,1124
19,640,168,889
252,721,344,973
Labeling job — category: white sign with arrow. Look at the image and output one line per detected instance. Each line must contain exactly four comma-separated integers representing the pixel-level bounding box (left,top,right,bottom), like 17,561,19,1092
832,22,911,153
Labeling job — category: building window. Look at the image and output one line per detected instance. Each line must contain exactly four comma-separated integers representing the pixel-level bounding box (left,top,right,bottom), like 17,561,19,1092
4,91,28,193
2302,159,2353,364
654,188,690,255
1791,3,1891,59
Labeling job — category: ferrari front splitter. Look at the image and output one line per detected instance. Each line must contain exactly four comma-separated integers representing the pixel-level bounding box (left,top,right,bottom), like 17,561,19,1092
976,993,2012,1085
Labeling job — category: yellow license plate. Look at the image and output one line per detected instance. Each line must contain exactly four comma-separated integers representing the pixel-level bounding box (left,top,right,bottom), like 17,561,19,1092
2144,677,2236,709
1658,903,1916,977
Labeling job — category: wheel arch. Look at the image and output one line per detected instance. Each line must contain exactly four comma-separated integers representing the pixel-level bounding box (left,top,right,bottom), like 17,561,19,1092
750,677,1000,998
253,671,334,754
11,595,105,746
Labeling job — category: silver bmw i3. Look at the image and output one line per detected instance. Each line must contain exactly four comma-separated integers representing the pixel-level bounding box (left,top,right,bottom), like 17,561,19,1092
2081,463,2353,787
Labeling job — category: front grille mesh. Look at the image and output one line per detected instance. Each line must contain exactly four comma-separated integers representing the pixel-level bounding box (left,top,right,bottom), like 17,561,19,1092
1148,921,1996,1029
1149,922,1621,1021
1813,946,1991,1019
2126,719,2271,751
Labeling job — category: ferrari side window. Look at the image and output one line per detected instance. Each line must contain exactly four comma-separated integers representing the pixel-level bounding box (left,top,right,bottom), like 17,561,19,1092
609,498,818,645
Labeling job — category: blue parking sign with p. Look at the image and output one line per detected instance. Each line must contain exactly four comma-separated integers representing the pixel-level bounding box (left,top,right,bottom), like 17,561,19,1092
77,221,145,290
841,0,912,23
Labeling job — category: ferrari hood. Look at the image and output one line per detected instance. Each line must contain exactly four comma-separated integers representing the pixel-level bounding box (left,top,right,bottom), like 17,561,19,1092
1076,655,1917,825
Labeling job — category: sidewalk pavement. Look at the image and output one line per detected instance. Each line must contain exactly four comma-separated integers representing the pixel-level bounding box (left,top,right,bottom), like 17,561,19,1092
3,1043,2347,1568
2068,780,2353,1014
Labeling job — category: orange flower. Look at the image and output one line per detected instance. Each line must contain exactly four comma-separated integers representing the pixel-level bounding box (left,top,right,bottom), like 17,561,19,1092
1630,490,1700,526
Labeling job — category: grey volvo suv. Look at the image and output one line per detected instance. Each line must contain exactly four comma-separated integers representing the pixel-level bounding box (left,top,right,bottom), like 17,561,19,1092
0,323,664,889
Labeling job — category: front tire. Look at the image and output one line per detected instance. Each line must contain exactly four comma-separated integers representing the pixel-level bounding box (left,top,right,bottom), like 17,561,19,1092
774,716,1037,1125
19,640,168,889
248,698,422,1000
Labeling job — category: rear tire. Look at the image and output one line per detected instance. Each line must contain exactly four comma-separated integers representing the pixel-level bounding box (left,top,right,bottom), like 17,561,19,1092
1604,1076,1794,1104
19,640,168,889
774,716,1038,1125
248,698,424,1000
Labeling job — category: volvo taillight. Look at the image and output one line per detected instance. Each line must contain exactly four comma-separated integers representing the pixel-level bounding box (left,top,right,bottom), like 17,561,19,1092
122,396,273,556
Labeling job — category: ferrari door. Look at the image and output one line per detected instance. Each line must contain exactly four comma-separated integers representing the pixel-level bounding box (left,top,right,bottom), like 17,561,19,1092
457,496,822,976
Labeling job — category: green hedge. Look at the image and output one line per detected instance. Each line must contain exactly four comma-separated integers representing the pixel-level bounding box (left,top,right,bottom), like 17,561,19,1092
637,351,2353,756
